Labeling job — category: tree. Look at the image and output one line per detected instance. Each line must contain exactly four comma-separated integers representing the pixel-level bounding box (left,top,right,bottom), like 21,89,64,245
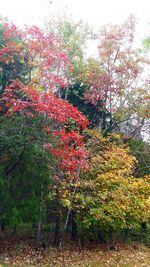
0,20,89,248
45,15,96,100
128,138,150,177
0,19,27,98
74,131,150,243
84,16,150,137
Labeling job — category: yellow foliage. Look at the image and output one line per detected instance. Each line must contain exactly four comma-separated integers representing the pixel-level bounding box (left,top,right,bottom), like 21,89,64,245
75,130,150,230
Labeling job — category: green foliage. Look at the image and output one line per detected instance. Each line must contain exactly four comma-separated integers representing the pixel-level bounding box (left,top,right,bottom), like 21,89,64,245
45,16,93,80
0,114,56,228
61,82,104,127
128,138,150,177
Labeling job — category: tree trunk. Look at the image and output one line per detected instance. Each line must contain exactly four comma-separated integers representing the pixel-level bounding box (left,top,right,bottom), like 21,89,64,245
98,231,105,243
79,233,85,248
71,210,78,241
53,210,61,247
141,222,147,233
35,222,42,251
53,187,62,247
123,228,129,240
35,187,43,251
44,231,51,249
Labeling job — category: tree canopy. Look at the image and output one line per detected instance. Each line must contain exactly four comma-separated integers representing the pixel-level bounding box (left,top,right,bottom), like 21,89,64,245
0,15,150,255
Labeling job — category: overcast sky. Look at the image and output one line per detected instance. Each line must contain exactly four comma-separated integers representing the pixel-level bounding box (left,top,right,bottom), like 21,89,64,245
1,0,150,40
1,0,150,24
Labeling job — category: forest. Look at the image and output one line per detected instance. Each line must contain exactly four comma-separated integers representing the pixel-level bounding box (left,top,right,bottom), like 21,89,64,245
0,14,150,266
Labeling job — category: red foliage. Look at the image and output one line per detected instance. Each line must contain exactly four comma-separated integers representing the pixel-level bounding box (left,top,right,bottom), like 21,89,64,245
84,16,142,110
0,22,22,62
21,25,71,90
2,80,89,178
3,80,89,129
0,20,71,89
0,25,89,178
0,21,89,179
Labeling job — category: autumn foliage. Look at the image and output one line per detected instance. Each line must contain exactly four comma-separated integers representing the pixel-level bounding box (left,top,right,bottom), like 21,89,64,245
0,20,89,178
0,17,150,258
74,131,150,235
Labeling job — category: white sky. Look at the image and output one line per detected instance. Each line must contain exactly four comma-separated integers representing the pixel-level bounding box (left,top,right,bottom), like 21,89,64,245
1,0,150,25
0,0,150,41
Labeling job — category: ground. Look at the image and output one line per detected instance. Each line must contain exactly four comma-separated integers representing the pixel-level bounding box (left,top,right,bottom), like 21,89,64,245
0,234,150,266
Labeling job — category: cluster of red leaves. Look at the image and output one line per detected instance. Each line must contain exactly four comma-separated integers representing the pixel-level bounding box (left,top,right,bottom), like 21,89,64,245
84,70,121,107
84,16,143,109
2,22,22,40
0,41,20,63
0,21,71,89
52,130,89,175
2,80,89,177
21,25,71,90
0,22,22,63
0,21,89,178
3,80,89,128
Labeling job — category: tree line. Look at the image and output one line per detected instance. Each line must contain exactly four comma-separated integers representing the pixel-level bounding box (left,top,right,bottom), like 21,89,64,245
0,15,150,250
